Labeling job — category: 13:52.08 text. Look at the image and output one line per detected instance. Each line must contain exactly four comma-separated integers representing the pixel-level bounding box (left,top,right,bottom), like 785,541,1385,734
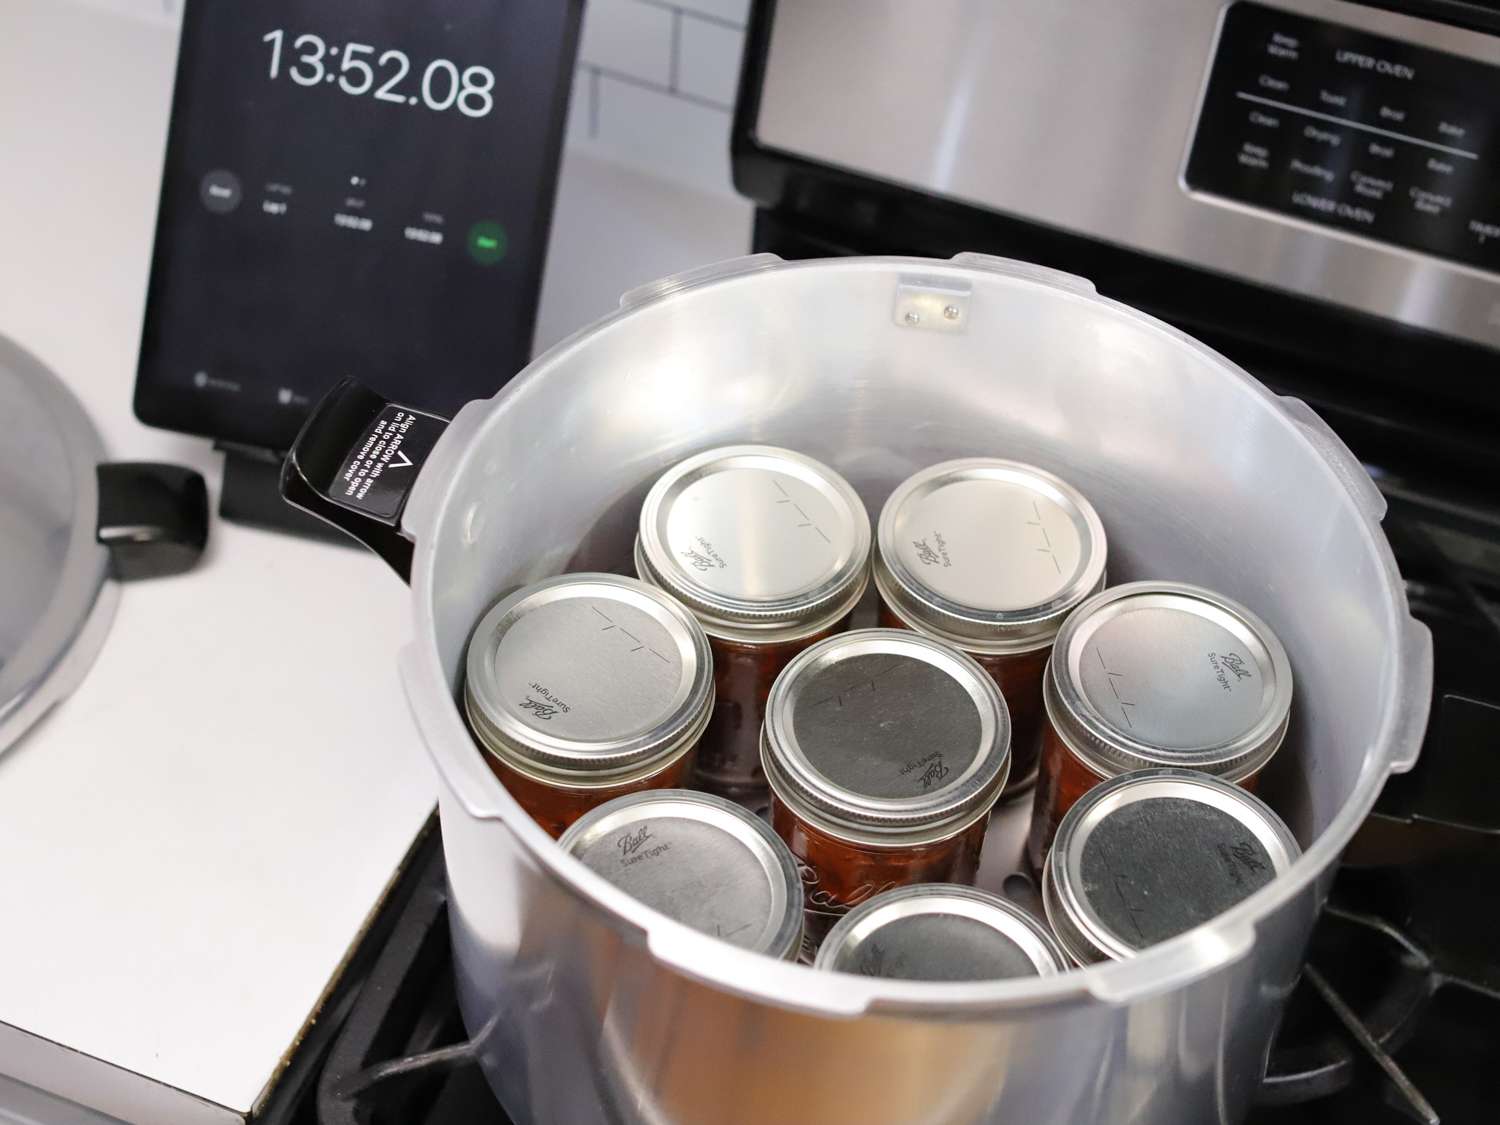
262,30,494,119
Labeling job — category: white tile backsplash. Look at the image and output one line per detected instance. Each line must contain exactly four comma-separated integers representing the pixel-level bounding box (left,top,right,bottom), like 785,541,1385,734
578,0,676,86
566,0,748,200
673,0,751,24
676,16,744,108
588,72,736,199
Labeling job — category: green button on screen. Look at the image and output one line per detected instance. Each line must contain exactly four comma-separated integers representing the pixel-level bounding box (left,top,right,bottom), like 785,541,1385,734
467,220,508,265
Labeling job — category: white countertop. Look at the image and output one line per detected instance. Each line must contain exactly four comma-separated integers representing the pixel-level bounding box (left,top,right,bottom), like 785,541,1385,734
0,3,750,1121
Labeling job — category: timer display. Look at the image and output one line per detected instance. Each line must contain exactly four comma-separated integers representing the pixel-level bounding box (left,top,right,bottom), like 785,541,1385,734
135,0,580,451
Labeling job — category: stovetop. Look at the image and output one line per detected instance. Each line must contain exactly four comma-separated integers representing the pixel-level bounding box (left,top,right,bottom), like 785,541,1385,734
254,509,1500,1125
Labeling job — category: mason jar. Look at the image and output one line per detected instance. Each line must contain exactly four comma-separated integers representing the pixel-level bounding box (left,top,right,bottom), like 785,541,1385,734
559,790,804,960
1026,580,1293,872
874,458,1106,799
760,629,1011,954
464,574,714,839
1042,768,1301,965
814,883,1070,981
636,445,870,811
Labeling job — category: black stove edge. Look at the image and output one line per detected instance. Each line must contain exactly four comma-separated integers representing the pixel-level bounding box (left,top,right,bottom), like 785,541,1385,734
253,815,441,1125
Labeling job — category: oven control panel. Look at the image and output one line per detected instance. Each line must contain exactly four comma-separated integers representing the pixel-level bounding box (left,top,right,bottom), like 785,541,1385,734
1186,2,1499,274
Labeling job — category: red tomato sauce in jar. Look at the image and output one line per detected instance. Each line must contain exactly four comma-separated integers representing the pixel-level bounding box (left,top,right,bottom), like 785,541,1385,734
1026,580,1293,872
636,445,871,812
760,628,1012,957
464,574,714,839
770,795,991,955
696,619,850,810
873,459,1106,800
484,748,698,841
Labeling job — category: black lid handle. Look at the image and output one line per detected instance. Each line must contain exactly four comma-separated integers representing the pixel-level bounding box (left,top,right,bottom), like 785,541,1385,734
96,462,208,580
280,379,448,582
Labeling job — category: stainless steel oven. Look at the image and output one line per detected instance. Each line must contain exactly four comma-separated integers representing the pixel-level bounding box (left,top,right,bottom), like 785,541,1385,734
734,0,1500,510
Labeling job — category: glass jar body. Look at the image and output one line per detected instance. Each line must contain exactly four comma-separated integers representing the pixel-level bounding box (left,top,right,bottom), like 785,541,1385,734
1025,716,1266,873
484,746,698,840
877,600,1047,798
699,616,851,811
770,793,991,959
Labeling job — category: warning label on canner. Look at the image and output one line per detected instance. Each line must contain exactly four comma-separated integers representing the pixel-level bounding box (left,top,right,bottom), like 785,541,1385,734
332,404,444,520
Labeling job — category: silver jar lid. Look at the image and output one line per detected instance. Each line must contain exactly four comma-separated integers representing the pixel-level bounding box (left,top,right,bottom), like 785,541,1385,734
1042,768,1300,964
560,790,803,959
635,445,871,642
815,884,1070,981
761,629,1010,843
1045,581,1292,781
464,574,713,784
875,459,1106,654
